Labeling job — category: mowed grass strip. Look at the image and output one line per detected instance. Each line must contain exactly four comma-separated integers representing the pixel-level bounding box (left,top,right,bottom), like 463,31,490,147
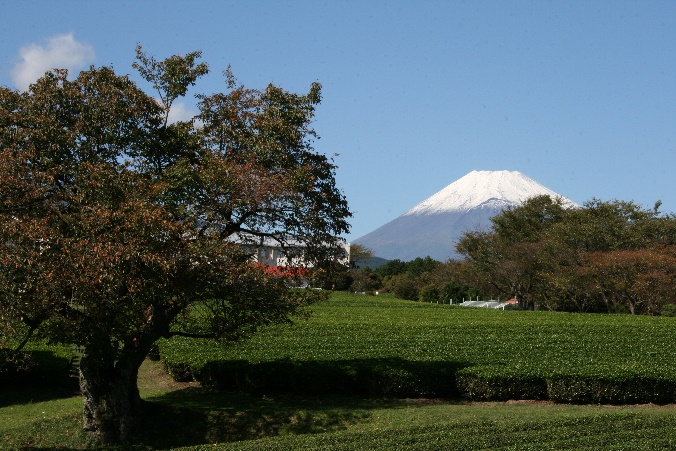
159,292,676,401
5,369,676,450
182,411,676,450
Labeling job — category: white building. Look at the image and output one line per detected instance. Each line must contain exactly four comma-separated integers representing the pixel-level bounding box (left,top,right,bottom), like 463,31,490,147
232,233,350,268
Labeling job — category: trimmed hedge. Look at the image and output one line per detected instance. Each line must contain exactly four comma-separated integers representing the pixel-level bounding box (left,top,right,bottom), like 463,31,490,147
0,341,77,390
454,363,676,404
546,375,676,404
455,365,548,401
186,358,462,398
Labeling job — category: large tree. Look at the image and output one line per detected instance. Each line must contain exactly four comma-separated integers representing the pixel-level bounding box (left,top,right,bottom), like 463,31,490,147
577,246,676,315
0,47,350,444
456,195,568,309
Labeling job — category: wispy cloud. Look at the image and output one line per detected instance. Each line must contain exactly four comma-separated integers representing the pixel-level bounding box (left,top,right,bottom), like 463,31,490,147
166,101,198,124
11,33,95,91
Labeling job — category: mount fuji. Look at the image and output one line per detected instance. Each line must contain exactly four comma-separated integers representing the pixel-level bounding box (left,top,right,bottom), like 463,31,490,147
353,170,576,262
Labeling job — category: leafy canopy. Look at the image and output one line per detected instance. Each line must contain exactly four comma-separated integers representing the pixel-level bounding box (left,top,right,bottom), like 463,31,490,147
456,195,675,313
0,47,350,443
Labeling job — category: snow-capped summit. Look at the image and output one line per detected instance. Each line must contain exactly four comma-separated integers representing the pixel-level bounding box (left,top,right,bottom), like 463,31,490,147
405,170,574,216
354,170,576,262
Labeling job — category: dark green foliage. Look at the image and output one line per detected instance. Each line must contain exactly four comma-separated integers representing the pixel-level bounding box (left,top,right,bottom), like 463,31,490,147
546,375,676,404
374,259,408,278
418,285,440,303
349,267,381,292
184,358,461,398
456,366,548,401
661,304,676,317
311,261,352,290
406,257,441,278
441,279,475,303
457,196,676,314
369,257,445,301
388,273,419,300
457,369,676,404
491,194,568,243
375,257,440,279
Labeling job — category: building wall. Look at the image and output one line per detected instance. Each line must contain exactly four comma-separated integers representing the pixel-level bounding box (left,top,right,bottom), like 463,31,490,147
255,241,350,268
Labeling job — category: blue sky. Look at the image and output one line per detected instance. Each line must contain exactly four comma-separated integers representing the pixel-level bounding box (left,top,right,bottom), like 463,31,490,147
1,1,675,242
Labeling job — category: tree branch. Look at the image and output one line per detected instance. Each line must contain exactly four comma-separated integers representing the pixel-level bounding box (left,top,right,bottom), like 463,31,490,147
15,321,39,353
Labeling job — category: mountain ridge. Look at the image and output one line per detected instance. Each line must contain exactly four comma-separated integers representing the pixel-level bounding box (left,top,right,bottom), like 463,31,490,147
354,170,576,261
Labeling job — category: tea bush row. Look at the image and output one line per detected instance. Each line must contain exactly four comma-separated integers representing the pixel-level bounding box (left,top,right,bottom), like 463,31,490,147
0,340,76,389
456,366,676,404
159,293,676,403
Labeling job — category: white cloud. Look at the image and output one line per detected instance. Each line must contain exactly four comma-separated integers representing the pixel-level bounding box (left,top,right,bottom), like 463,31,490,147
11,33,95,91
166,101,198,124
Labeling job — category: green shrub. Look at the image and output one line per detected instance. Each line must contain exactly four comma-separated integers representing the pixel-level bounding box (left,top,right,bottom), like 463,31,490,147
388,274,419,300
661,303,676,317
0,341,76,389
163,361,195,382
418,285,440,303
456,365,547,401
349,267,381,292
189,358,461,398
546,374,676,404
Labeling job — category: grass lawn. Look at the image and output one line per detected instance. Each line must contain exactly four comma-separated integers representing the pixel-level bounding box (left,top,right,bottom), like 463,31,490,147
2,359,676,449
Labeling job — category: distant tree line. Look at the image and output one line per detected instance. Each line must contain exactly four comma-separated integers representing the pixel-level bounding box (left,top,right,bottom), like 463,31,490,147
347,249,477,303
348,196,676,315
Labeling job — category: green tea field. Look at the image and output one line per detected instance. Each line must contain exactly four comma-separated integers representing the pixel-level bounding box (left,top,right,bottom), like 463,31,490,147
160,292,676,404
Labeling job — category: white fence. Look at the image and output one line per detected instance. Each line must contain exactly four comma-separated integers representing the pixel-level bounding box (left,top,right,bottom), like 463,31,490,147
429,297,517,310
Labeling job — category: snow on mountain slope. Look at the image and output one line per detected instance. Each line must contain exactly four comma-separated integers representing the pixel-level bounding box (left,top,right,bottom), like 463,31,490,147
354,170,576,262
405,170,573,215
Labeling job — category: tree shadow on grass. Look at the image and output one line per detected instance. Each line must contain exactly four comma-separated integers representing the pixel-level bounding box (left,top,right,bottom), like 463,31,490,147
3,357,469,449
0,351,79,407
132,388,382,448
0,385,80,408
195,357,468,398
127,357,469,448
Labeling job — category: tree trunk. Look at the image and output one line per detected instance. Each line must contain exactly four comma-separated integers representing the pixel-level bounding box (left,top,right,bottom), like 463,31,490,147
78,350,144,444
